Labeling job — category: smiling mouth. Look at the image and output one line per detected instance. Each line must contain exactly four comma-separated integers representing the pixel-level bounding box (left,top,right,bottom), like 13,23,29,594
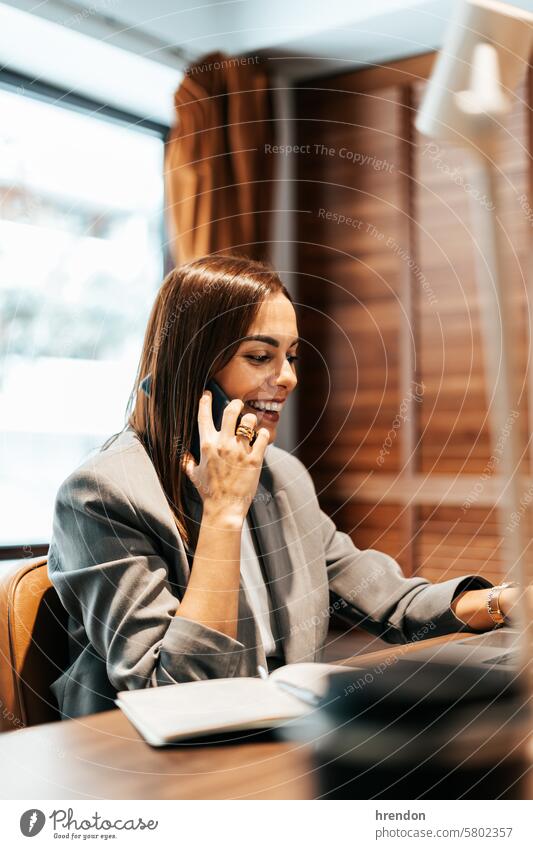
246,399,284,413
243,399,283,423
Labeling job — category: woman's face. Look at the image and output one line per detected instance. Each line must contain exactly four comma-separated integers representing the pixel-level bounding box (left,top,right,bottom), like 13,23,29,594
214,293,299,444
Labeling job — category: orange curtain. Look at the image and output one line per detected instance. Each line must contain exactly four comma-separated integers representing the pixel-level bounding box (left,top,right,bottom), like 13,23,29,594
164,52,275,264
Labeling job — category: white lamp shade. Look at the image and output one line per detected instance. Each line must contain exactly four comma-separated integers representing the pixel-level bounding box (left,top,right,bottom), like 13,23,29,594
415,0,533,152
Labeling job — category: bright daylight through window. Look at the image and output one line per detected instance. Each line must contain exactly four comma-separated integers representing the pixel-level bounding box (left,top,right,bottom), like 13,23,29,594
0,86,164,547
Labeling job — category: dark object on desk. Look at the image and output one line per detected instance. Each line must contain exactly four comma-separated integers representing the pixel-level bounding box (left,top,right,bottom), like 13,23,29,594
280,659,529,800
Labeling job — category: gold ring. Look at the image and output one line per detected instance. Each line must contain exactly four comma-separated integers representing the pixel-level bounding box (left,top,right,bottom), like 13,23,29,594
235,424,257,444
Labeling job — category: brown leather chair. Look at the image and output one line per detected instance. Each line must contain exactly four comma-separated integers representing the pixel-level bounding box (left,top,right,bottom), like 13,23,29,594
0,557,68,731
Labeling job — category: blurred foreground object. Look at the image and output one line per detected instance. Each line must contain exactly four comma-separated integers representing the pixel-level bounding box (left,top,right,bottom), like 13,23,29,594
283,660,529,799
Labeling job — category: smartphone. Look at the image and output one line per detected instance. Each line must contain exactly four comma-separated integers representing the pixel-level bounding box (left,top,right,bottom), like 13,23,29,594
140,374,241,463
190,379,240,463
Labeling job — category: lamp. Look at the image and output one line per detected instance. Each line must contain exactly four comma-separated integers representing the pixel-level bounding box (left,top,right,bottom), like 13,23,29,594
416,0,533,661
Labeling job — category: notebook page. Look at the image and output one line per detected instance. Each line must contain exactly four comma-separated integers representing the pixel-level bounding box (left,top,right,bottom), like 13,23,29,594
117,699,296,746
269,662,363,698
116,677,311,744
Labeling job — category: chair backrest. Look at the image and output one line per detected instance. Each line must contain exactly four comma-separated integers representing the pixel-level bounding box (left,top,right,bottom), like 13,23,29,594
0,557,69,731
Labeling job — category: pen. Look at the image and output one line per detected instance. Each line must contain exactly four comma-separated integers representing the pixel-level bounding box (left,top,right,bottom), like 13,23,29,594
257,664,320,707
274,680,321,708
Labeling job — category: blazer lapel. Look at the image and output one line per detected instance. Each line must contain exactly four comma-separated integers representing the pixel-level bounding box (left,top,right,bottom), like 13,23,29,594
248,463,317,664
183,458,318,665
183,479,266,666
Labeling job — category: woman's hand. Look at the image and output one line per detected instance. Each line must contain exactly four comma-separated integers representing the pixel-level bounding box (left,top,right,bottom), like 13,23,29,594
182,390,270,525
499,585,533,625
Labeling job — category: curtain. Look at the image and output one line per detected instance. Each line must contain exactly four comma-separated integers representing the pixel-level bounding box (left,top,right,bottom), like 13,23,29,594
164,52,275,264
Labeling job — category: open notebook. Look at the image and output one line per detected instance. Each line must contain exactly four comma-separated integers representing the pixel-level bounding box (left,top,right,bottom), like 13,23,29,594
115,662,359,746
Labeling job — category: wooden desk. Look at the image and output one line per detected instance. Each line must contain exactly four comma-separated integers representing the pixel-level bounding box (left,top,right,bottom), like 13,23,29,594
0,633,520,800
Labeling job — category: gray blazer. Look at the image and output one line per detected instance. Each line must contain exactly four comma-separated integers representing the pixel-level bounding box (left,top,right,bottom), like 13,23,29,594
48,427,490,720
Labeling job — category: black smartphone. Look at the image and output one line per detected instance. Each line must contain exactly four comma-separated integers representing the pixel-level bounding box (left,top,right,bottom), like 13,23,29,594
140,374,241,463
190,379,239,463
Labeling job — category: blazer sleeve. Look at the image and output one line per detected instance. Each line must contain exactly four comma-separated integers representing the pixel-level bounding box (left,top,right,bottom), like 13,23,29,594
48,468,245,692
318,507,493,644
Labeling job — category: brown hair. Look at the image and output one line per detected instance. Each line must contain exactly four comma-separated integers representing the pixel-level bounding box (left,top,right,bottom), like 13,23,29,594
128,254,292,550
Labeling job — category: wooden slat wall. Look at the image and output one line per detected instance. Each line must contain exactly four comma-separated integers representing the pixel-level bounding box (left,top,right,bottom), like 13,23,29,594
418,505,505,586
296,85,404,476
328,501,411,575
294,54,533,588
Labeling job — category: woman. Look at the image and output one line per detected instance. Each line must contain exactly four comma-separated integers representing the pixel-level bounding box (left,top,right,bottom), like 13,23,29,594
48,254,517,720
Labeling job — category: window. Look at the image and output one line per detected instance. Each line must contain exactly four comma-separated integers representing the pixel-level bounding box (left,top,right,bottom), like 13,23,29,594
0,80,166,551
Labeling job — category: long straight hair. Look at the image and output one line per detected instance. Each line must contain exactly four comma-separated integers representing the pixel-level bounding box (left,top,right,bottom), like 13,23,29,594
128,254,293,550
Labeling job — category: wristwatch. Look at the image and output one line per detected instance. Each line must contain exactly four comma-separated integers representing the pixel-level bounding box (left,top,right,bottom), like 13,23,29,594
486,582,517,628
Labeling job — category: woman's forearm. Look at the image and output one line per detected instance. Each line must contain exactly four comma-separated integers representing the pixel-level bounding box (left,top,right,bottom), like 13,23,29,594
450,585,531,631
450,588,494,631
174,506,244,639
450,586,526,631
174,392,269,641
